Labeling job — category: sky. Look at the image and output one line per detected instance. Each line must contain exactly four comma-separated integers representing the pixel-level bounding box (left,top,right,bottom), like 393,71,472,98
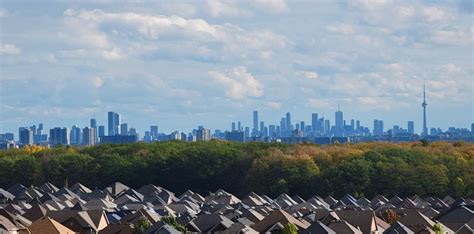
0,0,473,135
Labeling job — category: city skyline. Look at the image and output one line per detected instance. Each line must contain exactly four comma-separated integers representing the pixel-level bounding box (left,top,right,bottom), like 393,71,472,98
1,1,473,135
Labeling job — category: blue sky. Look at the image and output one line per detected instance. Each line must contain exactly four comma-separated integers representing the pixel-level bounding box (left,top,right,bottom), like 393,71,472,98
0,0,473,134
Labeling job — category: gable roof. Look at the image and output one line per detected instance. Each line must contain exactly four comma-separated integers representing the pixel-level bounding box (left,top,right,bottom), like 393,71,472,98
252,209,310,232
24,216,75,234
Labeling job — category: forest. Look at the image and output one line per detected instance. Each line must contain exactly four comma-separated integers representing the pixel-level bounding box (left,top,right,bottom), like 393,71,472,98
0,140,473,199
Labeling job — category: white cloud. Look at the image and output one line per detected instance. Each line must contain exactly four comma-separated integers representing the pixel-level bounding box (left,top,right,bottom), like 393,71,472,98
422,6,450,22
349,0,392,11
0,8,8,18
307,98,331,109
0,43,21,55
326,23,356,34
206,0,248,17
301,71,318,80
266,101,282,110
253,0,288,13
209,66,263,99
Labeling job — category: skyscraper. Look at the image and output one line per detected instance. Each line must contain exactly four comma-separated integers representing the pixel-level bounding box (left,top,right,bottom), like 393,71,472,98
19,127,33,145
82,127,96,146
120,123,128,135
150,126,158,140
253,111,259,134
335,106,344,136
90,118,98,143
286,112,292,131
50,127,70,147
311,113,318,132
231,122,236,132
108,112,120,136
98,126,105,140
422,83,428,136
373,120,384,136
408,121,414,135
70,125,82,145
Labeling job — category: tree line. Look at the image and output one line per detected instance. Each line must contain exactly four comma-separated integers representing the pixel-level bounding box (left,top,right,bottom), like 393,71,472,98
0,141,473,198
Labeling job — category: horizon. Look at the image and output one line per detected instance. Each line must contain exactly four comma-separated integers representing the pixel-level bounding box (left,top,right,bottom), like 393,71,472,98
1,0,473,135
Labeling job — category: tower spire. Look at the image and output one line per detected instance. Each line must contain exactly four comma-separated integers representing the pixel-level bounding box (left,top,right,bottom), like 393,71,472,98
422,81,428,137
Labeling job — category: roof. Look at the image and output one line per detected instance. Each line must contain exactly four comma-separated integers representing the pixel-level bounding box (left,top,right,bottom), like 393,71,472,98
24,216,75,234
252,209,310,232
383,221,415,234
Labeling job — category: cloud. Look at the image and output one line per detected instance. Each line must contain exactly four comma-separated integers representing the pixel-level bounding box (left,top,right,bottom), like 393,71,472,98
0,8,8,18
266,101,282,110
307,98,331,109
60,9,286,61
326,23,356,34
0,43,21,55
253,0,288,13
209,66,263,99
300,71,318,80
206,0,248,17
422,6,450,22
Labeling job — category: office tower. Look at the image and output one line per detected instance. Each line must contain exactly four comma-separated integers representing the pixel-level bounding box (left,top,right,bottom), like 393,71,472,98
269,125,276,137
49,127,70,147
196,128,211,141
129,128,137,136
280,118,286,133
237,121,242,131
356,120,361,130
225,131,245,142
144,131,152,142
82,127,96,146
324,120,330,133
335,109,343,130
108,112,120,136
373,120,384,136
70,125,82,145
471,123,474,134
263,126,268,137
286,112,292,130
408,121,414,134
300,121,305,132
252,111,259,136
150,126,158,140
295,123,300,132
422,83,428,136
231,122,236,132
3,133,14,141
393,125,400,134
319,118,325,134
350,119,355,131
90,118,98,143
120,123,128,135
19,127,33,145
244,127,250,139
311,113,318,132
276,126,281,137
98,126,105,139
37,124,43,135
260,121,265,133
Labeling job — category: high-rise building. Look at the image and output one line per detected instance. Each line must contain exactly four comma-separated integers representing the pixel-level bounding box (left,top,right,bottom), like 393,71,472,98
253,111,259,135
237,121,242,131
311,113,318,132
280,117,286,133
335,109,343,130
82,127,96,146
286,112,292,131
98,126,105,140
108,112,120,136
408,121,414,135
150,126,158,140
50,127,70,147
269,125,276,137
324,120,330,133
231,122,236,132
19,127,33,145
70,125,82,145
422,83,428,136
120,123,128,135
90,118,98,143
260,121,265,133
300,121,305,133
196,127,211,141
471,123,474,134
129,128,137,136
373,120,384,136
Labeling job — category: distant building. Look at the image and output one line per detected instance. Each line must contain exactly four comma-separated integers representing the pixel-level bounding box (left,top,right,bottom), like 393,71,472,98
82,127,97,146
19,127,33,146
70,125,82,145
120,123,128,135
408,121,414,135
373,120,384,136
196,127,211,141
150,126,158,141
50,127,70,147
311,113,318,132
100,135,138,144
252,111,259,136
107,111,120,136
225,131,245,142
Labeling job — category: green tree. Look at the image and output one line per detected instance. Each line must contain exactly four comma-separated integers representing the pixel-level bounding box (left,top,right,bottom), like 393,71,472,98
282,223,298,234
161,216,188,233
133,217,151,234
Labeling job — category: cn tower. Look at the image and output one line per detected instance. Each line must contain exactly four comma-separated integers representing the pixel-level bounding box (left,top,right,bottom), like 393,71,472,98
422,82,428,136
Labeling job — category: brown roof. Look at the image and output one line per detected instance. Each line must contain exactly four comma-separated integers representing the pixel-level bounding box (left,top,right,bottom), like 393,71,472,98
336,210,377,234
252,209,310,232
21,216,75,234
